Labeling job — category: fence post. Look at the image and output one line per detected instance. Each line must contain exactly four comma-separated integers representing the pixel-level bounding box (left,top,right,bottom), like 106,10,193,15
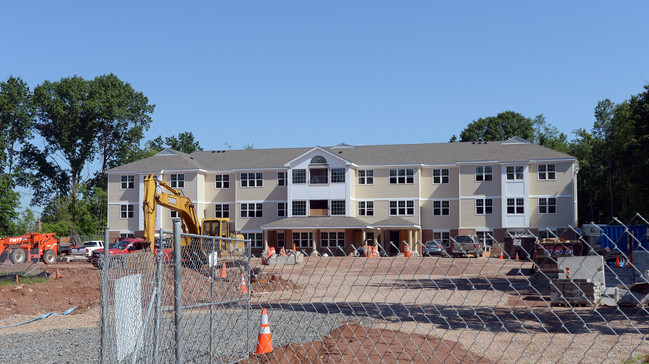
173,219,183,364
101,227,109,364
153,230,163,363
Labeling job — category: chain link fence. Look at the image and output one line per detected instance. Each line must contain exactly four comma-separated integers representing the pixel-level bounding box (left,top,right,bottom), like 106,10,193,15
101,217,649,363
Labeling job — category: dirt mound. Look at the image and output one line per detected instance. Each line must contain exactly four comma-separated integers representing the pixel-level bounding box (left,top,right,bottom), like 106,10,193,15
251,272,301,293
0,264,100,319
243,322,491,363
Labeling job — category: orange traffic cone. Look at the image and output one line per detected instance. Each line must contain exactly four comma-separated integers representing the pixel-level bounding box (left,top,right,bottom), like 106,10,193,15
615,255,620,267
256,308,273,354
220,262,227,279
499,250,503,259
56,268,61,279
240,273,248,294
293,243,296,252
515,251,519,260
627,256,633,268
565,267,571,279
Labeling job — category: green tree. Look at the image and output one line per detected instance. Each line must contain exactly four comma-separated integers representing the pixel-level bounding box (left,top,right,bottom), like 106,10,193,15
459,111,535,142
532,114,569,153
165,131,203,153
91,73,155,173
0,76,35,235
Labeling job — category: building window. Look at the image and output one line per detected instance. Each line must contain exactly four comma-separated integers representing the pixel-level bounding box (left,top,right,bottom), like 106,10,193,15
321,231,345,248
477,231,494,247
310,168,328,184
365,232,374,244
171,174,184,188
241,203,263,218
331,200,345,216
121,175,135,189
277,232,285,247
292,201,306,216
539,198,557,214
507,198,525,214
358,201,374,216
241,172,263,187
215,174,230,189
215,204,230,218
243,233,263,248
433,169,449,184
389,200,414,216
475,198,493,215
292,169,306,184
331,168,345,183
278,203,286,217
292,232,313,248
434,232,450,248
538,164,556,180
475,166,493,182
120,204,134,219
358,170,374,185
171,210,178,218
538,229,557,240
433,200,450,216
389,169,414,184
277,172,286,186
506,166,525,180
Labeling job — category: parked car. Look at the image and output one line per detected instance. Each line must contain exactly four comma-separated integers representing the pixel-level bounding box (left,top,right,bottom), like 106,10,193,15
91,238,145,268
451,235,484,258
423,241,445,256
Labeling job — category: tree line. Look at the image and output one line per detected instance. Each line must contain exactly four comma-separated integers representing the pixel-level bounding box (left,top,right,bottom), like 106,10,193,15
454,84,649,224
0,74,202,241
1,74,648,239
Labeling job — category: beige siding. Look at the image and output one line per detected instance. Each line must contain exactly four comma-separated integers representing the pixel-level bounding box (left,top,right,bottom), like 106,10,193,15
420,200,459,230
108,204,140,232
355,200,419,225
529,197,574,227
355,168,419,200
529,162,575,196
204,173,236,202
459,165,502,197
459,198,502,228
108,173,139,203
237,202,284,231
161,172,198,200
236,171,284,201
420,167,459,198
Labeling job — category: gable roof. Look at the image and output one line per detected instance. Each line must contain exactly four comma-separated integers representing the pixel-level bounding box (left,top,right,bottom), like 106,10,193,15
107,139,576,173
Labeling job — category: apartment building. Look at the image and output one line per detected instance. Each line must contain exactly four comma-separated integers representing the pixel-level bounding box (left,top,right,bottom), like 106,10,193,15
106,137,578,255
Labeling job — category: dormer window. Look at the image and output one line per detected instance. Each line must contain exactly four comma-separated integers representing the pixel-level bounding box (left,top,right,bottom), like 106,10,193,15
309,155,329,184
311,155,327,164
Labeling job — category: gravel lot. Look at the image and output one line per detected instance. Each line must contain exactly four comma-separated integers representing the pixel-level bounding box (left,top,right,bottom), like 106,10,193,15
1,255,648,363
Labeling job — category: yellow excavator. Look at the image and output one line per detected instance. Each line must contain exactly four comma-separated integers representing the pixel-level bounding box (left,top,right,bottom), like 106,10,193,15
142,174,245,261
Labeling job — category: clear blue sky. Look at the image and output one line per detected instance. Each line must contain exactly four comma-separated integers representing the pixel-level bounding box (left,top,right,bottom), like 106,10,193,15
2,1,648,151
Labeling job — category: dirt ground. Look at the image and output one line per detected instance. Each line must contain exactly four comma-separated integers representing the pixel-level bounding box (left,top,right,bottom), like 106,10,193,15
1,256,648,363
0,260,100,320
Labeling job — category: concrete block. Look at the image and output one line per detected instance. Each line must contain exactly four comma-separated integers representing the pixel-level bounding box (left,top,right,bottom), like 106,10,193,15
605,266,635,287
557,256,604,284
266,254,304,265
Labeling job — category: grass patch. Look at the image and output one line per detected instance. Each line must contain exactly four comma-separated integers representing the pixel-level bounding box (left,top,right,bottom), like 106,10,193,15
0,274,48,287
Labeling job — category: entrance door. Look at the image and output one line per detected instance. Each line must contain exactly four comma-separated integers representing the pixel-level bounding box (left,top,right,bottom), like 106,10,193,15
388,231,400,256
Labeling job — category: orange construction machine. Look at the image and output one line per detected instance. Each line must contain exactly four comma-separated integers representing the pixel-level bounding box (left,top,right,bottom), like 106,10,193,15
0,233,58,264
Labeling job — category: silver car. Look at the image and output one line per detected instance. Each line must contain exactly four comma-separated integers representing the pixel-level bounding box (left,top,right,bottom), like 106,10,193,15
423,241,445,256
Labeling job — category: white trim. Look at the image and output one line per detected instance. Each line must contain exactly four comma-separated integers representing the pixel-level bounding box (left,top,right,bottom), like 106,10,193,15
284,146,351,167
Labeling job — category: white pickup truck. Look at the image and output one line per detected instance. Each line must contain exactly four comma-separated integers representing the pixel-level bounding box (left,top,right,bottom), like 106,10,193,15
71,241,104,259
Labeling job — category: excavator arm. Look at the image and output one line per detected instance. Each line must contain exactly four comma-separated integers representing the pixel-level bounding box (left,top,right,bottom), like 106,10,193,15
143,174,202,250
